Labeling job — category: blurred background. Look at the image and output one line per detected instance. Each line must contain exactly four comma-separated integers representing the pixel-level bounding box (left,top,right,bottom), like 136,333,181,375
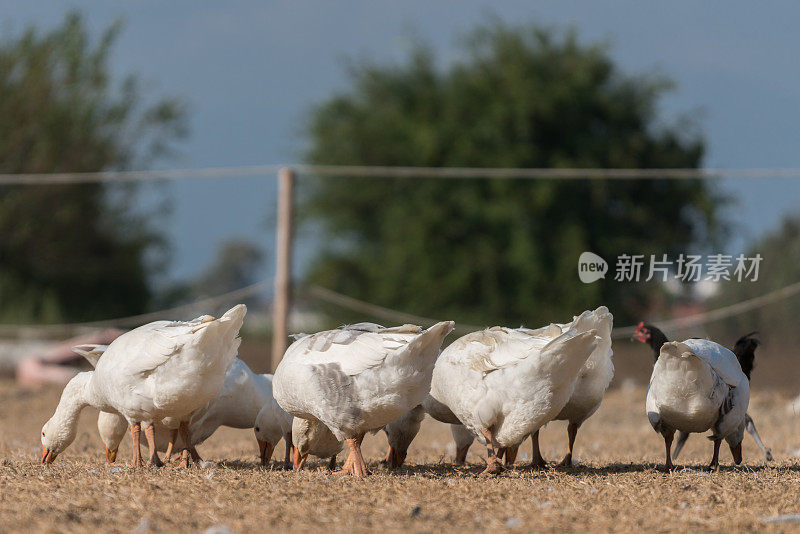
1,1,799,393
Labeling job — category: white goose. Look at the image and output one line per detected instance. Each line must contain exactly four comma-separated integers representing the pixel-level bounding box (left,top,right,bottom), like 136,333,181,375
382,404,426,468
646,338,749,471
529,306,614,468
422,395,476,465
41,305,245,467
93,358,291,466
382,309,613,470
278,417,343,470
251,397,295,467
428,319,600,474
273,321,454,477
289,405,424,471
380,397,474,468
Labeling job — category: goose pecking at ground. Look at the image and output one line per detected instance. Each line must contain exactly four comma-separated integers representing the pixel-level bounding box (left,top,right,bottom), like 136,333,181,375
90,357,291,466
382,404,426,469
643,331,750,471
279,416,343,470
273,321,454,478
40,305,245,467
523,306,614,468
428,318,601,474
633,323,772,462
379,397,477,469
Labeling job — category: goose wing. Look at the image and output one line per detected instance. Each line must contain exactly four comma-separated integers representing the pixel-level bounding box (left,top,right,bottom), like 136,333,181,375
113,319,213,376
449,325,561,375
682,338,744,387
286,323,425,376
714,376,750,439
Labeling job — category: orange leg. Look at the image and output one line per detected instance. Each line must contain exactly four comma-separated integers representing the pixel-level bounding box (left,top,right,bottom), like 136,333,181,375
130,423,144,468
503,444,519,468
144,424,164,467
178,421,202,467
348,435,368,478
557,422,579,467
258,439,275,467
163,428,178,463
179,448,190,469
530,430,547,469
335,433,367,477
480,427,504,475
336,451,354,475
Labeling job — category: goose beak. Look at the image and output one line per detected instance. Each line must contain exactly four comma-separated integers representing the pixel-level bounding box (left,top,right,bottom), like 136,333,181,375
258,439,274,466
41,445,56,464
293,447,308,470
395,449,407,468
384,446,406,469
105,446,117,463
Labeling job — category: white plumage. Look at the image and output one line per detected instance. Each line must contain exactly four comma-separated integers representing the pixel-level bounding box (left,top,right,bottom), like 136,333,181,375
41,305,245,466
282,417,344,470
96,358,291,466
428,318,601,473
273,321,454,477
532,306,614,467
646,338,750,470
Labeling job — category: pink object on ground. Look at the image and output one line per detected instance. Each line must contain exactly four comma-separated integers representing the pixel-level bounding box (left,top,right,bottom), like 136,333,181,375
15,328,124,386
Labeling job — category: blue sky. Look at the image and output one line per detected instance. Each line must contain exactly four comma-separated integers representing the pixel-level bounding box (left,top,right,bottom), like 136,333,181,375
6,1,800,285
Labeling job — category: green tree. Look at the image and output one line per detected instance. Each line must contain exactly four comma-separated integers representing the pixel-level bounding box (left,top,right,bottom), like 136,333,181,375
0,13,186,323
303,22,721,327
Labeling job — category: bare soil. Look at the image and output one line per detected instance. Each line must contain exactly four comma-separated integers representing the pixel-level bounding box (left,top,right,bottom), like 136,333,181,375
1,379,799,533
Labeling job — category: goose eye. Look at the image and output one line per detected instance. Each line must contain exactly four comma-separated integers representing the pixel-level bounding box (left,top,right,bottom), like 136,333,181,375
42,432,45,436
254,427,260,432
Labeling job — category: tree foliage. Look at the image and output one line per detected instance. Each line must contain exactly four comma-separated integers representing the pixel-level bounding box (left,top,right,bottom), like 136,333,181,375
0,13,186,323
303,22,721,327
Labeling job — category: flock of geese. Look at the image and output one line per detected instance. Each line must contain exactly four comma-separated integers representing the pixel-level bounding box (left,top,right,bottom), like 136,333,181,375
39,304,771,476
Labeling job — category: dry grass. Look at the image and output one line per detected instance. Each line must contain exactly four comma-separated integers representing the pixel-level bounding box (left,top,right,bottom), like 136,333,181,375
2,379,800,533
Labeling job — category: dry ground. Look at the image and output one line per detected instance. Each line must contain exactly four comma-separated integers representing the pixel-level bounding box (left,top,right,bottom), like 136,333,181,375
2,380,800,533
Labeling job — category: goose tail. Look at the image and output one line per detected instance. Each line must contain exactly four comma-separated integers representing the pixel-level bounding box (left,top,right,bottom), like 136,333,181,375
536,329,600,384
414,320,455,358
391,320,455,372
196,304,247,366
568,306,614,363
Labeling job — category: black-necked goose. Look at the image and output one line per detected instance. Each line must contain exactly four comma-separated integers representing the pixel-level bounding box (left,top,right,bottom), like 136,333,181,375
634,324,772,463
636,324,750,471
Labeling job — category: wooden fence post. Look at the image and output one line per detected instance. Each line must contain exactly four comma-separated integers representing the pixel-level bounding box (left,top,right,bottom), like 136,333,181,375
271,167,295,371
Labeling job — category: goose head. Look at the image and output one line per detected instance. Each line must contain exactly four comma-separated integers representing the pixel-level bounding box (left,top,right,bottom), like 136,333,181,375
253,423,275,467
40,372,93,464
290,417,340,470
40,416,76,464
291,418,314,470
